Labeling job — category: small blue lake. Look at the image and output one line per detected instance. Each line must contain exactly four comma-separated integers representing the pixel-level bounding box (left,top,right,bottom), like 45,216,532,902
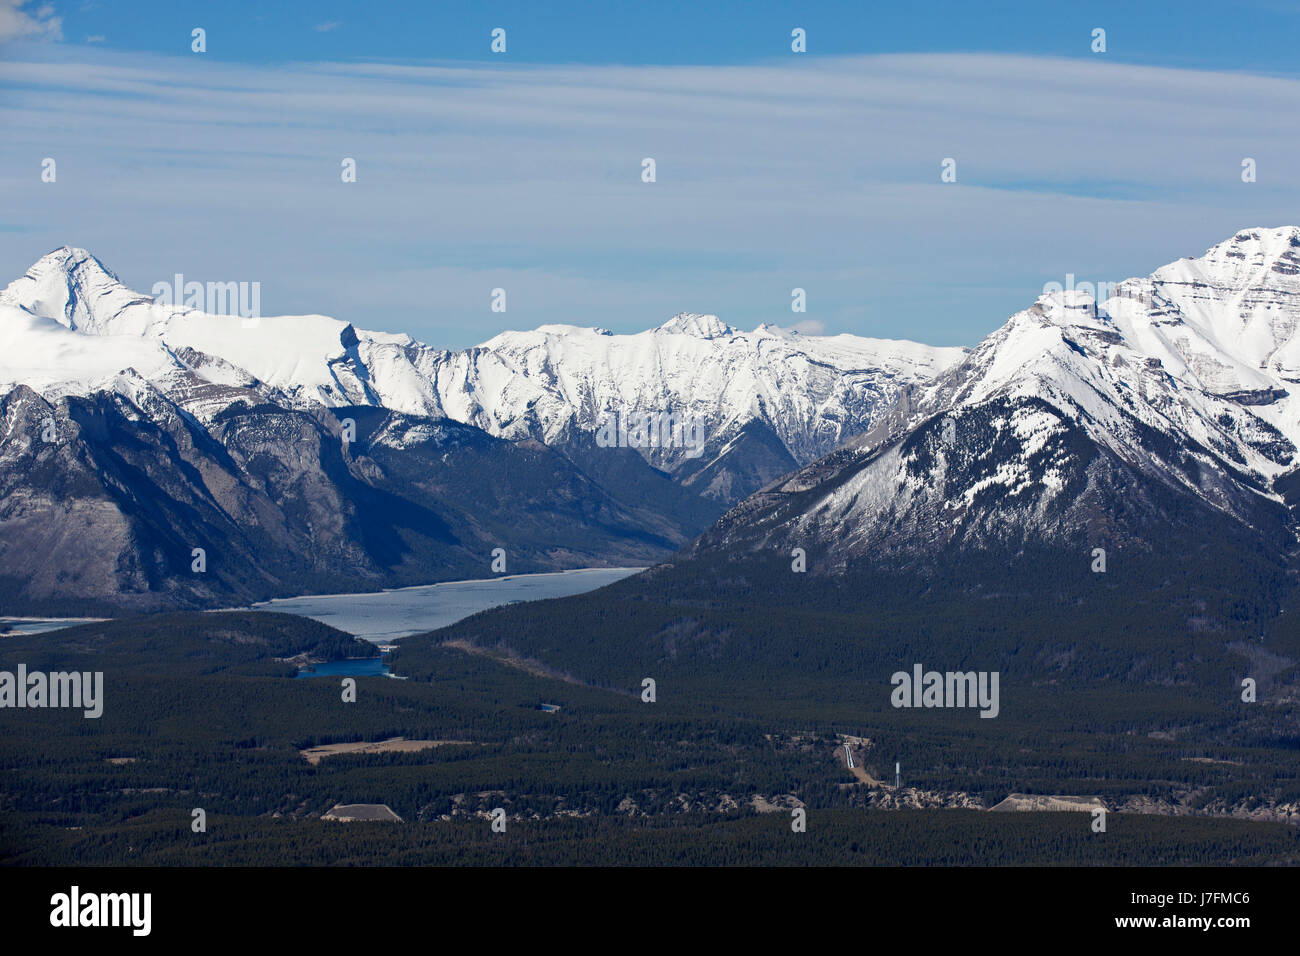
294,658,391,679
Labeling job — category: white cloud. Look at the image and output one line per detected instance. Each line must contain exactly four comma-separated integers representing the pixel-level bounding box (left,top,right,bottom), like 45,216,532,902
0,0,61,42
314,21,340,33
1,49,1297,348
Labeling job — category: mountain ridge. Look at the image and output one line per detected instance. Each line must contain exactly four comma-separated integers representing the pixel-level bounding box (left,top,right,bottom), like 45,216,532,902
1,246,964,501
6,228,1300,612
687,226,1300,584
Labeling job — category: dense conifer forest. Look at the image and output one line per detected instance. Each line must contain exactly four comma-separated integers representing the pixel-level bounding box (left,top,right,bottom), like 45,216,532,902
2,602,1297,866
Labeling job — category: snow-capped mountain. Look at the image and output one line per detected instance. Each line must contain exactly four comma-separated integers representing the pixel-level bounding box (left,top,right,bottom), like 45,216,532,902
432,314,964,471
691,227,1300,576
0,247,448,416
1,247,964,505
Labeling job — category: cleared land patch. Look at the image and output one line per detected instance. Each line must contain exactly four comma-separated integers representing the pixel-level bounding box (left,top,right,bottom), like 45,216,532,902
321,803,403,822
300,737,472,765
989,794,1105,813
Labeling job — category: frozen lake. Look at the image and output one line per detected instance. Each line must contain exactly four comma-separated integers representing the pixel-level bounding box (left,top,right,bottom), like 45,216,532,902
0,618,103,636
248,567,645,643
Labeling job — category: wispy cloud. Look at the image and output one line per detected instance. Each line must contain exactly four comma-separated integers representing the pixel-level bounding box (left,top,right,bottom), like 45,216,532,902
785,319,827,336
1,47,1297,348
314,21,340,33
0,0,61,43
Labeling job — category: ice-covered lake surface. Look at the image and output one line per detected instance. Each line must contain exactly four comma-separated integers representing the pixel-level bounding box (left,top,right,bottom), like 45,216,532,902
0,618,103,635
247,567,645,643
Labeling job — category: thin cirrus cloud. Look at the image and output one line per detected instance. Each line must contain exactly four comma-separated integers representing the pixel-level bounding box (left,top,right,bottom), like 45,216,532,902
1,45,1297,350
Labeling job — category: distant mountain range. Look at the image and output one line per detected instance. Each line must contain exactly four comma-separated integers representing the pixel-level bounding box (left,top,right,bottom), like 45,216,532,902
6,228,1299,615
0,247,953,612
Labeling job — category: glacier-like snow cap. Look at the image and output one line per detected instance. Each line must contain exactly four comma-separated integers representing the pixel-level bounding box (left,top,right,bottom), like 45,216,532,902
657,313,734,338
2,246,146,335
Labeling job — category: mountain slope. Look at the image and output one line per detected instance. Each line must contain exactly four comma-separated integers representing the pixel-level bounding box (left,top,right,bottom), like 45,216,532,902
688,228,1300,598
673,417,799,503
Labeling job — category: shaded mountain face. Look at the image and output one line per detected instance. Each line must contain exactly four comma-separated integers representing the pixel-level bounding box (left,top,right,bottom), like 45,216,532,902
0,379,684,615
673,418,798,503
689,227,1300,587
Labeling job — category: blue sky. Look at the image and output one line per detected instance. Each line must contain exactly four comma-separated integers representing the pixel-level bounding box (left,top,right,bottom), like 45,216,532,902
40,0,1300,73
2,1,1299,349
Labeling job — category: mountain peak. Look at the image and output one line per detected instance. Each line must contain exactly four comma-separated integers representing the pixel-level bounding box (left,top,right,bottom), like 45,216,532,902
1161,226,1300,288
36,244,115,269
2,247,143,333
23,246,125,292
656,313,734,338
1209,225,1300,256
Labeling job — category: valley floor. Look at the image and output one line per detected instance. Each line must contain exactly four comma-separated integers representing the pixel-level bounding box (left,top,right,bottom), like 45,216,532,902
2,609,1298,866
